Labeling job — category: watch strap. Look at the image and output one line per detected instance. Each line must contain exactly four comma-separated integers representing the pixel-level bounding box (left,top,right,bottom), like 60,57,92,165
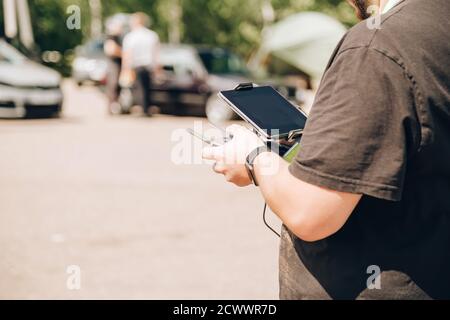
246,146,271,186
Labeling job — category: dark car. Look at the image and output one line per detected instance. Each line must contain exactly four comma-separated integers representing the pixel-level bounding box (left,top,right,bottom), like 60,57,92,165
117,44,296,122
0,39,63,118
72,38,109,86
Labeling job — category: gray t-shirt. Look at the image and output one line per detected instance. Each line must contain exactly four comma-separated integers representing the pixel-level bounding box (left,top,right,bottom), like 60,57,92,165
284,0,450,299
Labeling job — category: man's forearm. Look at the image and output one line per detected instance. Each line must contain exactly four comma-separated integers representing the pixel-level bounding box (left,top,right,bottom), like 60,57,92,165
253,152,303,235
201,124,361,241
253,151,361,242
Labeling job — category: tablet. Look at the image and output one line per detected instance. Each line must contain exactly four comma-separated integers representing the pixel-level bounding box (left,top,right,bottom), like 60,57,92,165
218,86,307,140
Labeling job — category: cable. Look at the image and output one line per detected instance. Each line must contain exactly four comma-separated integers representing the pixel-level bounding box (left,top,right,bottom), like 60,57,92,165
263,203,280,238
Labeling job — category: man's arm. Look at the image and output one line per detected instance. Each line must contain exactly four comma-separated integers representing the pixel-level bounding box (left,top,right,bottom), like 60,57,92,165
203,48,416,241
119,36,134,85
104,39,122,58
254,152,361,242
203,125,362,242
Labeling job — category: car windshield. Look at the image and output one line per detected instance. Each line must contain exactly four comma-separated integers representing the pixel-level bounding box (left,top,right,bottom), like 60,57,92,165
198,49,248,75
0,40,27,64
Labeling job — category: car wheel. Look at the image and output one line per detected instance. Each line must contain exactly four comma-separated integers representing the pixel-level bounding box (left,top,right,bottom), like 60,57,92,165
51,106,62,118
205,94,235,123
51,111,61,119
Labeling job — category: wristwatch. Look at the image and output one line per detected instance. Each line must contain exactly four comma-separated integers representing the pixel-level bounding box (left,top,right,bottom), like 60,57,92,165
245,146,272,186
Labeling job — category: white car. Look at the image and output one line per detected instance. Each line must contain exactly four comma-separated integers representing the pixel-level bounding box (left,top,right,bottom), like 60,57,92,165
0,39,63,118
72,38,108,86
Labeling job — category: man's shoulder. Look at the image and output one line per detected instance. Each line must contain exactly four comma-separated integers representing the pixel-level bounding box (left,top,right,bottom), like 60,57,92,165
123,30,138,43
338,0,440,56
337,23,375,53
123,28,159,45
142,28,159,39
338,4,406,53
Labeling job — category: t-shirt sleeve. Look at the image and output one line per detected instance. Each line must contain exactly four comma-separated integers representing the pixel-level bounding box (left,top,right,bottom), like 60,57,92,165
289,47,421,201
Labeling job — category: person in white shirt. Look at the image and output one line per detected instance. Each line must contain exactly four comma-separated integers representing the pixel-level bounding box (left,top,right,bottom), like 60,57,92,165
121,12,161,116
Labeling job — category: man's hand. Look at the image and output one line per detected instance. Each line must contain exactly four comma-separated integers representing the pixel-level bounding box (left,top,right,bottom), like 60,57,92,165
119,69,136,88
202,125,362,242
202,125,265,187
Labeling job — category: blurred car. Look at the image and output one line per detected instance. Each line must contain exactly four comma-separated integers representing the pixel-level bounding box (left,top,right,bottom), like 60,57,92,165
72,38,109,86
0,39,63,118
117,44,297,122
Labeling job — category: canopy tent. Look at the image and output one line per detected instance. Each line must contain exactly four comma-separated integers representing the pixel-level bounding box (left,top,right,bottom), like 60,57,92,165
258,12,347,83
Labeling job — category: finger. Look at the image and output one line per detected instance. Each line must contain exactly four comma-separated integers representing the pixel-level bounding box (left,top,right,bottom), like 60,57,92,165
202,146,224,161
214,162,227,174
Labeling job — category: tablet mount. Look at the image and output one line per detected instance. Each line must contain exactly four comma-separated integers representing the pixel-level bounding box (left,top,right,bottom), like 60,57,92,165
233,83,304,143
234,82,256,91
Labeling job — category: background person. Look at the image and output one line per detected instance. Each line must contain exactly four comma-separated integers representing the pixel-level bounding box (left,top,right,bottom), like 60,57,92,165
121,12,161,116
104,18,125,114
203,0,450,299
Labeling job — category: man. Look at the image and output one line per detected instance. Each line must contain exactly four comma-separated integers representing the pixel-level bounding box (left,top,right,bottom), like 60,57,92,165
121,12,160,116
104,18,125,114
203,0,450,299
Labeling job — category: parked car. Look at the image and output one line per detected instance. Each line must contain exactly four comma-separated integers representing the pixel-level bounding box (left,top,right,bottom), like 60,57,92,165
0,39,63,118
72,38,109,86
117,44,297,122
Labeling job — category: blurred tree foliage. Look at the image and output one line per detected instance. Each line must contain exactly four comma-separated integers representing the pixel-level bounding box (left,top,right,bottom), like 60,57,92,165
182,0,357,59
0,0,357,74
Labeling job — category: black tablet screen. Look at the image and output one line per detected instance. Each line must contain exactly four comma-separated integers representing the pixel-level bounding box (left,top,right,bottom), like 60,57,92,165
220,86,307,137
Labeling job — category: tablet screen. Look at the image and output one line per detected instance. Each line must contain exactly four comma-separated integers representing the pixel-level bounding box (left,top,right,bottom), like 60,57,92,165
220,86,307,137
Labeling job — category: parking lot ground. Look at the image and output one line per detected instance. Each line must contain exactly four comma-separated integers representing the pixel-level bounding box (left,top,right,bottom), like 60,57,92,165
0,80,280,299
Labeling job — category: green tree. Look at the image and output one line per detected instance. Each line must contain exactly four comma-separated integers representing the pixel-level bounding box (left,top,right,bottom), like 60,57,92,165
1,0,358,74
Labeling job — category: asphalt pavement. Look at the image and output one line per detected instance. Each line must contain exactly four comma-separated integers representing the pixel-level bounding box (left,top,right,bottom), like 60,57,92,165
0,80,280,299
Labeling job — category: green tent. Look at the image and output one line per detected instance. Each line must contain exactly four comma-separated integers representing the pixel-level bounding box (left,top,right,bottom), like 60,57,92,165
260,12,347,83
